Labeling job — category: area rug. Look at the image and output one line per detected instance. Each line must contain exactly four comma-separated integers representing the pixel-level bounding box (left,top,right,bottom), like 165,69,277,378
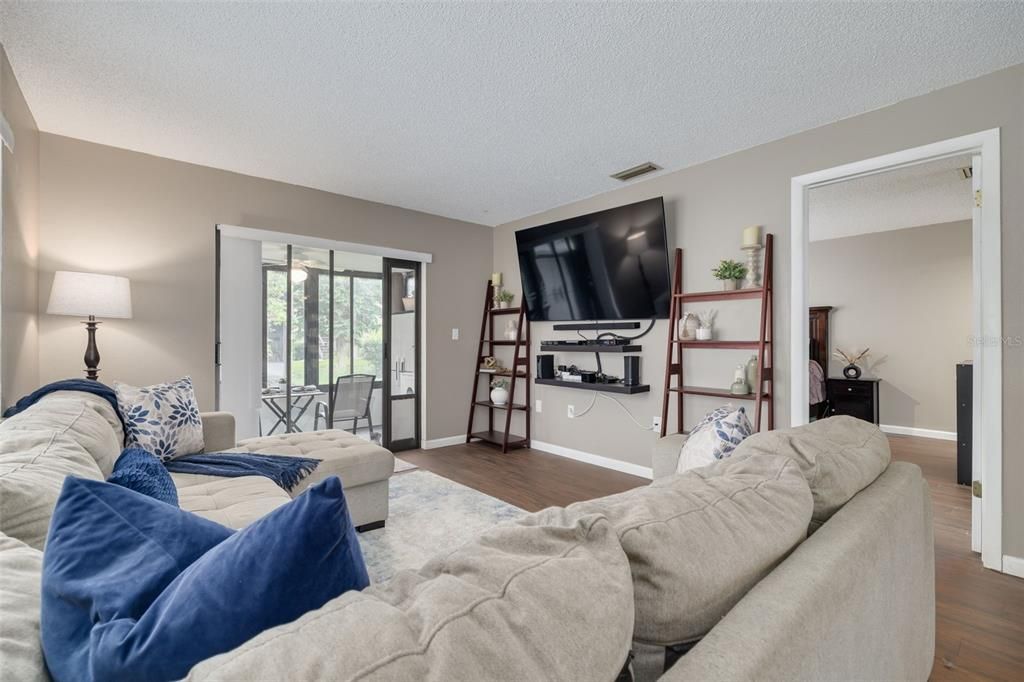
358,469,526,583
393,457,418,473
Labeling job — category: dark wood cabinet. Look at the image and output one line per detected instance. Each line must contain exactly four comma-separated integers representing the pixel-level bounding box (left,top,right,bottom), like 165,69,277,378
826,378,880,424
956,363,972,486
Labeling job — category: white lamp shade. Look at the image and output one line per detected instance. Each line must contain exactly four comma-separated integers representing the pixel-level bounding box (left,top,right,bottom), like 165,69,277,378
47,271,133,319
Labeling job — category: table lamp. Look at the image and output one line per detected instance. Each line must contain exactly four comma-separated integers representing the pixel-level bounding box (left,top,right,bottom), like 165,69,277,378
46,271,133,380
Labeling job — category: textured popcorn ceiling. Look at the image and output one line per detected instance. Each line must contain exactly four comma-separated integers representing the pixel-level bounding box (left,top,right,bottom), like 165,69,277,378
2,2,1022,226
809,155,974,242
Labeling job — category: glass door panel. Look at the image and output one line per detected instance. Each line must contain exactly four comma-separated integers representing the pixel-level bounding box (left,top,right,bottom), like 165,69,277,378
261,241,291,435
383,259,420,451
289,246,330,433
328,251,383,443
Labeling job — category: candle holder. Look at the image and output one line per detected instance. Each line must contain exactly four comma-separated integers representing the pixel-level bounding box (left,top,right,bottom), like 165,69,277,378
742,243,762,288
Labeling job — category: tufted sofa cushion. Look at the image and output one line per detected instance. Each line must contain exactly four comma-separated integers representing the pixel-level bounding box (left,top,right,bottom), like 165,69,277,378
1,393,122,476
188,508,634,681
0,430,105,550
728,415,891,527
172,473,291,529
231,430,394,495
570,453,813,646
0,533,50,682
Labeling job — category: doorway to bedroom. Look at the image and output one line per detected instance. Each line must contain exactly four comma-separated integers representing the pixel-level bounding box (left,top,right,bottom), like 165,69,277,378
790,129,1003,572
216,227,423,452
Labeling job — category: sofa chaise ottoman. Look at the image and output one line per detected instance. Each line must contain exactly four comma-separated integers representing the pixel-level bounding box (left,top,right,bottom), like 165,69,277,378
198,414,394,531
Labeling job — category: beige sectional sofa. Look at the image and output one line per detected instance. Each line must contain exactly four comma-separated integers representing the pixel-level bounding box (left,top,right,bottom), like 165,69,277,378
1,391,934,682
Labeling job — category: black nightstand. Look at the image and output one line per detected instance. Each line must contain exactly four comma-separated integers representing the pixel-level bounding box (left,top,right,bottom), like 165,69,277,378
826,378,880,425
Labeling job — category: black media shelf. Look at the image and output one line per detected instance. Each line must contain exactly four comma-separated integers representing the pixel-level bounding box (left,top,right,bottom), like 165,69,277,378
539,344,642,353
534,378,650,395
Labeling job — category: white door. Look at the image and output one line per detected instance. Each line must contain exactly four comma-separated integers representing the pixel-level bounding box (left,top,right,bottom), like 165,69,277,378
970,154,982,554
217,234,264,440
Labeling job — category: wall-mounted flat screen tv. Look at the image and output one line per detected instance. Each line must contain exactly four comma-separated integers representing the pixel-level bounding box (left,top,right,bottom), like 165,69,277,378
515,197,671,321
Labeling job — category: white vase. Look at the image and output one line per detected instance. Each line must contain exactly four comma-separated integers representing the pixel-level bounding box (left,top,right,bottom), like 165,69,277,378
490,387,509,405
696,327,713,341
721,279,739,291
498,301,509,309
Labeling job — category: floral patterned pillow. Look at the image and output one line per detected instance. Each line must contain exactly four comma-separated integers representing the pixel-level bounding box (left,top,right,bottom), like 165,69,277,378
114,377,204,461
676,406,753,473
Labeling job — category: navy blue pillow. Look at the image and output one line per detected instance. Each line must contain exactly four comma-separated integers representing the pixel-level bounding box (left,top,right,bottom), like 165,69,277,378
42,476,369,682
107,447,179,506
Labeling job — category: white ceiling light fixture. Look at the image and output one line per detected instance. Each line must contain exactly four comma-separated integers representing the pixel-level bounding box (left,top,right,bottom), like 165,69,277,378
290,263,309,283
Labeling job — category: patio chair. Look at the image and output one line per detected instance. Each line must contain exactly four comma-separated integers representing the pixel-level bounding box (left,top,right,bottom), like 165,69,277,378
315,373,378,441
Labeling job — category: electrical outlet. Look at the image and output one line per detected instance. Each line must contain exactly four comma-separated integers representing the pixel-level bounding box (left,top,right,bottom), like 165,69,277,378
451,328,459,340
535,400,543,413
652,416,662,431
567,404,576,419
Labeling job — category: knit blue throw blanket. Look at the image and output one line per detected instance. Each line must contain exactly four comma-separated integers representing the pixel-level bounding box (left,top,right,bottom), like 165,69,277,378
164,453,321,492
2,379,127,437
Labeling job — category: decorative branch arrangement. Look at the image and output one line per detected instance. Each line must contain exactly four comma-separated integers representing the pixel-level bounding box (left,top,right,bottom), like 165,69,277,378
833,347,870,365
697,309,717,329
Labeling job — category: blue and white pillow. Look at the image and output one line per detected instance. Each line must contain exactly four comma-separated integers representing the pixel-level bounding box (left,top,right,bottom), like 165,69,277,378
114,377,204,461
107,448,179,506
676,406,754,473
689,404,734,436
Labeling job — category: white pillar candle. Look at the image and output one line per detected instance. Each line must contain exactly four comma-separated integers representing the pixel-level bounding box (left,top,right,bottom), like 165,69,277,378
491,272,502,286
742,225,762,247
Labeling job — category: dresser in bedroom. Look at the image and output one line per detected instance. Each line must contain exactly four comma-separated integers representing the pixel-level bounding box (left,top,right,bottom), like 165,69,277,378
825,377,880,425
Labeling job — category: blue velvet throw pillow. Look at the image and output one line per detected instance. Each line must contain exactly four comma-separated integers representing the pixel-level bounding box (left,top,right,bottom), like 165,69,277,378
107,447,179,506
42,476,370,682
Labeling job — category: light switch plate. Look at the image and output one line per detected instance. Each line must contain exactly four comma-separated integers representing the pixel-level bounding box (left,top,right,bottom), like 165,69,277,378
535,400,542,413
451,328,459,340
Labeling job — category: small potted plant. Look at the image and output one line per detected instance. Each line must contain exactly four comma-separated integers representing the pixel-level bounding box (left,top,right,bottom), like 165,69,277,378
711,259,748,291
490,378,510,405
496,289,515,309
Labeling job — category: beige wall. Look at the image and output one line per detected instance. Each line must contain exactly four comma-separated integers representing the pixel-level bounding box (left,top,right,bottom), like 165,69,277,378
37,134,492,440
0,45,39,406
494,64,1023,556
809,221,972,432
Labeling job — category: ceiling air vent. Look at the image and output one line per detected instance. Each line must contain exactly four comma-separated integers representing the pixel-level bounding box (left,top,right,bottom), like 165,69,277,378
610,162,661,182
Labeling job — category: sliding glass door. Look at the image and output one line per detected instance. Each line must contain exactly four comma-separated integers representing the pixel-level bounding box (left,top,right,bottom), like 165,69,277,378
219,230,410,445
382,259,421,451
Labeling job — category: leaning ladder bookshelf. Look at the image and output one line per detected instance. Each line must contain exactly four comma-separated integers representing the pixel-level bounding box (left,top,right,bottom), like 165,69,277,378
465,281,531,453
660,233,775,437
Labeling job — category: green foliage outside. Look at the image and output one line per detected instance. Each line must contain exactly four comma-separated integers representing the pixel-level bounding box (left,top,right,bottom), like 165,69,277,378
265,269,384,387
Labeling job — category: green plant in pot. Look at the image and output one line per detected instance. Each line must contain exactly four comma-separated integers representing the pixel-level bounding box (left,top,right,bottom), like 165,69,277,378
496,289,515,309
711,259,748,291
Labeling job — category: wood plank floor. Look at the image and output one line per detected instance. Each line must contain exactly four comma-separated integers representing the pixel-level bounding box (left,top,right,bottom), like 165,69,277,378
401,435,1024,680
887,435,1024,680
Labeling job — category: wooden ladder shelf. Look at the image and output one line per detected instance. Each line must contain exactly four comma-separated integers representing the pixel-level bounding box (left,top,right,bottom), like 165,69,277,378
465,281,531,452
660,233,775,436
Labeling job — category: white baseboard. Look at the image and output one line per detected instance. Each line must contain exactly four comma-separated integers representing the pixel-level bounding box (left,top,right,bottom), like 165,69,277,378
531,440,653,479
879,424,956,441
1003,555,1024,579
421,435,465,449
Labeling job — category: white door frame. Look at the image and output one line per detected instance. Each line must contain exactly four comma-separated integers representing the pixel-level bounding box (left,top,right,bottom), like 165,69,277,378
789,129,1003,571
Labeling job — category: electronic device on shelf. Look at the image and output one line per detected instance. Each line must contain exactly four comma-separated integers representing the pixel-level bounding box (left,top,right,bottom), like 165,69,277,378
541,340,588,346
536,355,555,379
623,357,640,386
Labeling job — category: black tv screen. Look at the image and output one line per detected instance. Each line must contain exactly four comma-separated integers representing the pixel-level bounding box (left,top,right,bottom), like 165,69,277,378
515,197,671,322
